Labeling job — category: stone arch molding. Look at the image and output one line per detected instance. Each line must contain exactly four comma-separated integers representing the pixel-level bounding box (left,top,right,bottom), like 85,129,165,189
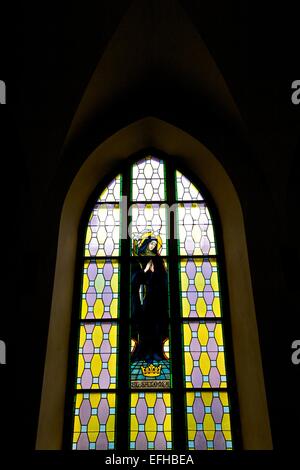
36,117,272,450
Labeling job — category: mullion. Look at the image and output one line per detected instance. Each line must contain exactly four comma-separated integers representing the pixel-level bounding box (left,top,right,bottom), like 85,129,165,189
165,160,187,451
79,319,119,324
174,199,206,204
115,164,131,451
92,202,121,206
82,254,219,262
75,389,117,394
181,318,222,323
83,256,121,261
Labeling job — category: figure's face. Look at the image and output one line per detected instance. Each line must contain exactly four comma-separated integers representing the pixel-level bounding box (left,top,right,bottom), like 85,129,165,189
148,240,157,251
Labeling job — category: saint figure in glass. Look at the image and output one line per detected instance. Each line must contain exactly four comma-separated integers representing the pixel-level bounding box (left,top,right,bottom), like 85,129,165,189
131,232,169,363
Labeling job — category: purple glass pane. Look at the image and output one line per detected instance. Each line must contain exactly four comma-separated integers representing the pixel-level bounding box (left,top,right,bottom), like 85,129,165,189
79,398,91,425
77,433,89,450
154,397,166,425
136,398,147,423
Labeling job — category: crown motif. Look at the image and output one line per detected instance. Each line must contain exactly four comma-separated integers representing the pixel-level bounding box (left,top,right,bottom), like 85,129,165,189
141,363,162,377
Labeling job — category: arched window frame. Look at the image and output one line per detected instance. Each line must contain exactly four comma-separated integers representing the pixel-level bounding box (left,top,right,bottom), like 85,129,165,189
64,149,242,451
36,118,272,451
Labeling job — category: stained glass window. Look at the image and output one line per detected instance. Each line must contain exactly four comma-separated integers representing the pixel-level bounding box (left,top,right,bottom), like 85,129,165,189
70,155,235,451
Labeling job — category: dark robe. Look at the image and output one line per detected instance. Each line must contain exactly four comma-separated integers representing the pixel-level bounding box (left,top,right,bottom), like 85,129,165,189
131,254,169,362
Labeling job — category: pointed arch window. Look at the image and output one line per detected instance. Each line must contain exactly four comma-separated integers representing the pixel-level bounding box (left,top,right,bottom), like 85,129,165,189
70,154,235,451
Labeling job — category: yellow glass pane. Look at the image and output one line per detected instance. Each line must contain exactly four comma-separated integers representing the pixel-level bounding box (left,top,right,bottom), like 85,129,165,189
182,297,191,317
183,323,192,344
91,354,101,377
199,323,209,345
73,416,81,434
223,430,232,441
164,414,172,431
111,273,118,292
73,432,80,444
181,272,189,291
222,413,231,431
77,355,84,383
214,324,223,345
195,271,205,291
202,393,212,407
145,394,156,408
204,431,215,443
196,297,206,316
106,415,116,433
110,298,118,317
220,392,229,406
107,431,115,443
81,300,88,319
200,353,210,375
108,353,116,375
88,416,99,433
107,393,116,407
130,429,138,441
90,394,100,408
145,415,157,438
92,325,103,347
109,325,118,345
184,352,193,379
212,297,221,317
82,274,89,292
217,353,226,376
145,431,156,442
85,226,92,245
79,327,86,348
163,394,171,407
94,299,104,318
75,394,83,408
131,394,139,408
130,414,138,431
211,272,219,291
186,393,194,407
203,414,215,431
187,413,196,431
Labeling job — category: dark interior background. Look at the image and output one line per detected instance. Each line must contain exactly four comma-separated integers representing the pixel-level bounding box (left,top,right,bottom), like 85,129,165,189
0,0,299,466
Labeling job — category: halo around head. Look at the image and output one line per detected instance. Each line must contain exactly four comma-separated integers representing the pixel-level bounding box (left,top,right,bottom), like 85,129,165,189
132,230,163,255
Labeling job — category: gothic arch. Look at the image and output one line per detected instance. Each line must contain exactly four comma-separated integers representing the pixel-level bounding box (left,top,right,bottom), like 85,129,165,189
36,117,272,449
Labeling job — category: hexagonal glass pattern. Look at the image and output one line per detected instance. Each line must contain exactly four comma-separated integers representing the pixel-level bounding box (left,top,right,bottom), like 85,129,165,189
130,393,172,449
76,322,118,390
180,258,221,318
81,260,119,320
132,156,165,201
176,170,203,201
73,393,116,450
129,203,168,255
186,391,232,450
183,322,227,388
85,203,120,257
97,175,121,202
177,203,216,256
72,157,234,451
